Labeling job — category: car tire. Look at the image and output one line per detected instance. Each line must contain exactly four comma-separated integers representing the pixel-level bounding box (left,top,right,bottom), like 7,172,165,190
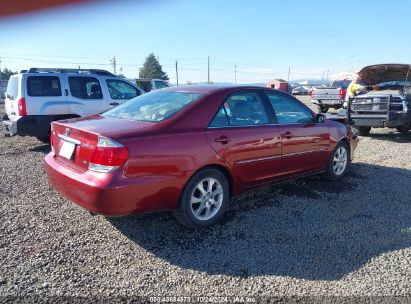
357,126,371,136
173,168,229,229
396,126,410,133
319,105,329,113
323,141,350,181
36,136,50,143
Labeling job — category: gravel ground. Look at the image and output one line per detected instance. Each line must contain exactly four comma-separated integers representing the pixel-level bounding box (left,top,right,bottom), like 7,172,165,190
0,100,410,302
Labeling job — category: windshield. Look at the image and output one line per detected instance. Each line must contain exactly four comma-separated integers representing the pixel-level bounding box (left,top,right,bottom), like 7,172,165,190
102,91,205,122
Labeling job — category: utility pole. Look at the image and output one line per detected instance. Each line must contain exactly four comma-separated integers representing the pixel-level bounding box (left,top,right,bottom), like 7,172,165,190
287,66,291,83
207,56,210,84
326,69,330,83
110,56,117,75
234,64,237,84
175,60,179,86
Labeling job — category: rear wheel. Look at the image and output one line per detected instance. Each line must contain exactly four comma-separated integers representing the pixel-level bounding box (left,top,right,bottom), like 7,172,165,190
357,126,371,136
324,141,349,180
319,105,329,113
173,168,229,229
36,136,50,143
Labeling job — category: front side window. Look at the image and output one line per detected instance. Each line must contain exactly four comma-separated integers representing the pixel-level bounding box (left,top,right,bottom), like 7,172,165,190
103,91,205,122
69,76,102,99
106,79,140,99
27,76,61,97
266,92,313,124
210,92,269,127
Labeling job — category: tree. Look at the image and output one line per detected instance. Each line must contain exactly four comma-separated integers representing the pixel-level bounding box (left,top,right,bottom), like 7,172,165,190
0,68,16,80
139,53,169,81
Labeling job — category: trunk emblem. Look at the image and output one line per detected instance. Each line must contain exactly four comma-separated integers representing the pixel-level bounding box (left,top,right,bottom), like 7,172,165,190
65,128,70,136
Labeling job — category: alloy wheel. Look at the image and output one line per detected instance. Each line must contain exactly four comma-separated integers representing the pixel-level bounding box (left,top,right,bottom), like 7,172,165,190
333,146,348,176
190,178,223,221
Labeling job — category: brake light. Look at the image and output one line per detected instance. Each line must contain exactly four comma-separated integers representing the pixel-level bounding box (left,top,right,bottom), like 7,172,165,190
18,98,27,116
339,88,347,100
88,137,129,173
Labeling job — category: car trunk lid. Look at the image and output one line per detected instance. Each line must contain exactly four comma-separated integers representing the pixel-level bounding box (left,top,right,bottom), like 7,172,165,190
50,115,156,172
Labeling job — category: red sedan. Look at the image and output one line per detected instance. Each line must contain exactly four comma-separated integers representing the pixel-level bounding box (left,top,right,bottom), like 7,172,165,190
45,85,358,228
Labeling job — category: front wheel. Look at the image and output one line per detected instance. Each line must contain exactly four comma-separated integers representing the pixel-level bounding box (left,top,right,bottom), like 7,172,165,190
174,168,229,229
357,126,371,136
323,141,350,180
396,126,410,133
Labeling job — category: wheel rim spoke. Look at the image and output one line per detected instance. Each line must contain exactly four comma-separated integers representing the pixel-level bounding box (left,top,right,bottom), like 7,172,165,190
333,146,348,175
190,177,224,221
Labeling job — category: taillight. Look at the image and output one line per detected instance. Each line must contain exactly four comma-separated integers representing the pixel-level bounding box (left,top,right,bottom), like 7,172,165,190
339,88,347,100
88,136,129,173
18,98,27,116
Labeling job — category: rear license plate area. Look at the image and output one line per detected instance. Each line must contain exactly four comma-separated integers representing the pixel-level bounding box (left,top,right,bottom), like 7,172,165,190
59,141,76,159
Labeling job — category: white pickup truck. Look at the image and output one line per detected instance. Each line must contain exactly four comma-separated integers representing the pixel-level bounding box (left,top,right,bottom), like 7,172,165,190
310,79,351,113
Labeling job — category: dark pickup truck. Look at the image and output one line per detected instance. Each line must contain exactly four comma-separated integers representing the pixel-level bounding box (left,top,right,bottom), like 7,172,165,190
348,64,411,135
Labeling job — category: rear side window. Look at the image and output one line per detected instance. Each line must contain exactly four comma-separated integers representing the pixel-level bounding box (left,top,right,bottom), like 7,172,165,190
6,76,19,99
69,76,103,99
210,92,270,127
27,76,61,97
106,79,140,99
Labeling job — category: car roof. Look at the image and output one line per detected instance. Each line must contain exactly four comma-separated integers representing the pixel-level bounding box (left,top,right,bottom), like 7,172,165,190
161,84,267,94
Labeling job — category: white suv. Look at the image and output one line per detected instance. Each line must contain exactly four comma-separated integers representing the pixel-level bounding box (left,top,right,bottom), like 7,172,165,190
3,68,144,142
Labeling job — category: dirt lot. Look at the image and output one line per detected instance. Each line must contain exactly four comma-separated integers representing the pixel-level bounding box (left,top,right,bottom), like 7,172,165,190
0,99,410,302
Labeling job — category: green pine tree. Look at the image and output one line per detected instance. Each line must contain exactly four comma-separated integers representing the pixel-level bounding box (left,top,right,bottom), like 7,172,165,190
139,53,169,81
0,68,16,80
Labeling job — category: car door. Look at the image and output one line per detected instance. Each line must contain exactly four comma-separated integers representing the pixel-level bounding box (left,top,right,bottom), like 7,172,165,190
265,91,330,175
205,90,282,187
67,75,108,116
105,78,142,109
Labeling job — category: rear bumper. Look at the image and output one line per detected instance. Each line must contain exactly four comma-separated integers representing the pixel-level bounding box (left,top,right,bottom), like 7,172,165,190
312,99,343,107
45,152,189,216
350,111,411,127
2,115,53,138
2,120,17,136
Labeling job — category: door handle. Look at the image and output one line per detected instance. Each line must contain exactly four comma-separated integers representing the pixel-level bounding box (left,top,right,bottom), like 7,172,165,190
109,102,119,106
283,131,292,139
215,136,231,144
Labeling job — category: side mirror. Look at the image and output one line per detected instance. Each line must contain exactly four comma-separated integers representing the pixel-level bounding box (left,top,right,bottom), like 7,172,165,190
0,92,5,100
315,113,326,123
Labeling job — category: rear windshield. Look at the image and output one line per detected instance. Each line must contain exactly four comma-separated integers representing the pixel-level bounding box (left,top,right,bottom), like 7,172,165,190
27,76,62,96
332,80,351,88
102,91,205,122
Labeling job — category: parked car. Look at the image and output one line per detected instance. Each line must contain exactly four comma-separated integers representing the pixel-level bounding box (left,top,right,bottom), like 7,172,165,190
310,79,352,113
348,64,411,135
2,68,144,142
45,85,358,228
130,78,170,92
292,86,309,95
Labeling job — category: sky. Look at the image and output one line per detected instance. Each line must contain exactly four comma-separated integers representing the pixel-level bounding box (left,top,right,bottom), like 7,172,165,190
0,0,411,84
